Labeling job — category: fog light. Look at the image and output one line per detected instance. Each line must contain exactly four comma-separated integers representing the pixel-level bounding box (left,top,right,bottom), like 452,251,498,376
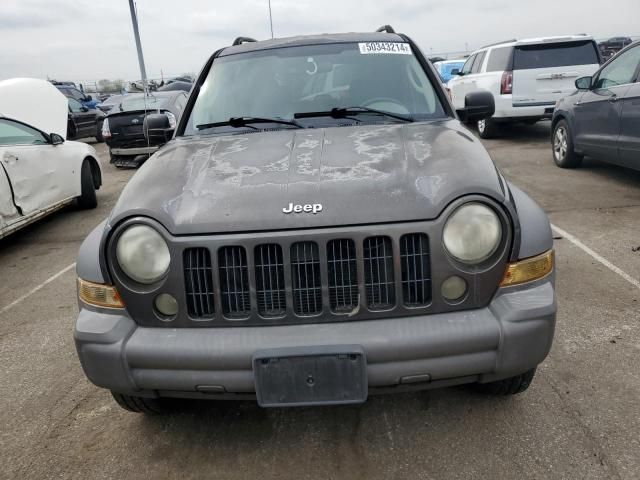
155,293,178,317
441,276,467,301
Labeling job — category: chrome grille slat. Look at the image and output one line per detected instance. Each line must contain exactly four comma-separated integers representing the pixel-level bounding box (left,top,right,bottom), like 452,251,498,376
218,246,250,317
183,248,215,318
255,244,286,317
363,236,395,310
291,241,322,315
400,233,431,307
327,239,359,313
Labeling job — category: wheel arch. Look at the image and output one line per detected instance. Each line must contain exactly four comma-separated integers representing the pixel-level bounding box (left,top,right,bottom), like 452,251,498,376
84,155,102,189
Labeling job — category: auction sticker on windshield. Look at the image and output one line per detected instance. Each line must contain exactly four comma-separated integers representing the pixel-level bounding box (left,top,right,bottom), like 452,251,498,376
358,42,412,55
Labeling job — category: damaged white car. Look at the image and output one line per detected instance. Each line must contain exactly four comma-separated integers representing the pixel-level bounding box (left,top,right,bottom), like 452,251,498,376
0,78,102,239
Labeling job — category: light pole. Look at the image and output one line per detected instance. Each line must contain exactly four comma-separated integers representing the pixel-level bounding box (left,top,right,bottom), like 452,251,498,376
268,0,274,39
128,0,148,93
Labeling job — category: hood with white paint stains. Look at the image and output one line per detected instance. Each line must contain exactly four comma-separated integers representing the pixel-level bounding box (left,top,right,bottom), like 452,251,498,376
0,78,68,139
109,119,506,235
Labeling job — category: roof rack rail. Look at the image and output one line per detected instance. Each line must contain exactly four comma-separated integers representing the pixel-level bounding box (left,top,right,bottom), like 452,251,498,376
480,38,518,49
375,25,396,34
232,37,257,46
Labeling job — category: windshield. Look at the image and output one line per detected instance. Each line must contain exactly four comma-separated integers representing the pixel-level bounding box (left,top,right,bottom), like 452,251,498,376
184,42,445,134
120,95,171,112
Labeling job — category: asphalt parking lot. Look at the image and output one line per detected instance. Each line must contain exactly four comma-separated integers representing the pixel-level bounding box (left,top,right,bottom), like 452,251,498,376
1,123,639,480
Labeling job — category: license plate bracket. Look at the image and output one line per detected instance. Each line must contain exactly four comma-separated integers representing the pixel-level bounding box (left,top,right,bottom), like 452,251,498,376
253,345,367,407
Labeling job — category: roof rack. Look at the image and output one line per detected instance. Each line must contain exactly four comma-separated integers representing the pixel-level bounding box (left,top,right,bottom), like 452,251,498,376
375,25,396,34
232,36,257,46
480,38,517,49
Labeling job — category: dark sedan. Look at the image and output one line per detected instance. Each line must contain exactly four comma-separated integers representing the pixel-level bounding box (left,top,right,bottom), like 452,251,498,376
102,91,188,168
552,41,640,171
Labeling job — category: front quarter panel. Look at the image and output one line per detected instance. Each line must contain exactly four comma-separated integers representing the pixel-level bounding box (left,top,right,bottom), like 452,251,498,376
77,219,108,283
508,183,552,259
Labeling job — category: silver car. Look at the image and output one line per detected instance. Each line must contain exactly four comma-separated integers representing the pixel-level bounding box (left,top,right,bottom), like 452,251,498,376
74,27,556,413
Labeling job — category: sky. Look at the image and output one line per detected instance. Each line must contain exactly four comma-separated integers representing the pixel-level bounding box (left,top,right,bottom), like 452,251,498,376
1,0,639,84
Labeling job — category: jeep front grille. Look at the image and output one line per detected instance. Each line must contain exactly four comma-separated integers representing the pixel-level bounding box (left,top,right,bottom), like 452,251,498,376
218,246,251,318
183,248,215,318
400,233,432,307
291,241,323,316
327,239,359,313
254,244,286,317
181,231,434,324
363,236,395,310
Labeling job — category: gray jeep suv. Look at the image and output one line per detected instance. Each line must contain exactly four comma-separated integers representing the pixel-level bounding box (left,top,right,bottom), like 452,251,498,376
74,27,556,413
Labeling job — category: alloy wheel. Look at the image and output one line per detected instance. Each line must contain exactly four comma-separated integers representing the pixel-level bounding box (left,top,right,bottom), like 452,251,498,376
554,126,568,161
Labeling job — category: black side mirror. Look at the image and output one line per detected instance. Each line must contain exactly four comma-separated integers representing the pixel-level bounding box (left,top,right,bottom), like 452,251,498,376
50,133,65,145
456,90,495,123
456,70,465,76
451,68,460,76
143,113,175,144
575,76,592,90
85,95,93,101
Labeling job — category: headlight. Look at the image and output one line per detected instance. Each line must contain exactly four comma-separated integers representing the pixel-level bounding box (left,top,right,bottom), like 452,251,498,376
443,203,502,264
116,225,170,284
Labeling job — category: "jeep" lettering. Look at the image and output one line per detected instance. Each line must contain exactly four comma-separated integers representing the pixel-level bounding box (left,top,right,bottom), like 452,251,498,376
282,203,323,214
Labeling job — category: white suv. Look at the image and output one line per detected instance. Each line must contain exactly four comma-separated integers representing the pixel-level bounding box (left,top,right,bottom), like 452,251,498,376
448,35,601,138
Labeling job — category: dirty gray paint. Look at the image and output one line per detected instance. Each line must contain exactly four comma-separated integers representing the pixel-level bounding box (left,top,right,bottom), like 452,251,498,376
109,119,505,234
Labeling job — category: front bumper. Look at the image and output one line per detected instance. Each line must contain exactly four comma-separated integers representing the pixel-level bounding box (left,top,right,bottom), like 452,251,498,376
109,145,159,156
74,279,556,400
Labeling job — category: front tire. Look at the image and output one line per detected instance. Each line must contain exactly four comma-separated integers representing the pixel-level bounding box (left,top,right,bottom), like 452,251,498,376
472,368,537,395
111,391,173,415
552,119,583,168
477,118,499,139
76,160,97,209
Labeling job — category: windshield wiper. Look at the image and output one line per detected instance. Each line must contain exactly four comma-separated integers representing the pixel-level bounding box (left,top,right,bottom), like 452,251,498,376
294,107,414,123
196,116,304,130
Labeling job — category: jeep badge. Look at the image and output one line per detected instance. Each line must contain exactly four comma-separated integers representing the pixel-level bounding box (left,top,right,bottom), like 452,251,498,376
282,203,323,214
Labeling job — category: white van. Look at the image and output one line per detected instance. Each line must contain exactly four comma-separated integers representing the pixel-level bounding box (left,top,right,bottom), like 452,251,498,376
448,36,601,138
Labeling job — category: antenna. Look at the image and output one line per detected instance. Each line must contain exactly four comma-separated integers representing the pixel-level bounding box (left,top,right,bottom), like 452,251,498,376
268,0,274,39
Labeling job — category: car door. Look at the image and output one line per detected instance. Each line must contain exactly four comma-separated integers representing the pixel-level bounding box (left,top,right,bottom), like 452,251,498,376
0,118,70,216
617,48,640,169
449,54,476,109
573,45,640,160
68,98,95,138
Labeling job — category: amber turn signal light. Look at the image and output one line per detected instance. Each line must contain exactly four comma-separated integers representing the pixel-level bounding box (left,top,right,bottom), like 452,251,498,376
500,250,554,287
78,278,125,308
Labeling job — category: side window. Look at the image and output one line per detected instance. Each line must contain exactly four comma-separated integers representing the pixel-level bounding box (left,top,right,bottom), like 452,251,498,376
471,51,486,73
0,119,48,146
461,54,476,75
68,98,84,113
594,46,640,88
486,47,514,72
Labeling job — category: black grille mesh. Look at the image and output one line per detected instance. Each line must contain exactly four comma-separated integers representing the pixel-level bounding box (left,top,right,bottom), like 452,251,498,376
327,239,359,313
400,233,431,307
290,242,322,315
218,246,250,317
183,248,215,318
255,244,286,317
363,236,395,310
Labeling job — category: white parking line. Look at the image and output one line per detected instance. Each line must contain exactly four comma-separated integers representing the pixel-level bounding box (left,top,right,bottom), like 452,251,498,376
0,262,76,315
551,223,640,290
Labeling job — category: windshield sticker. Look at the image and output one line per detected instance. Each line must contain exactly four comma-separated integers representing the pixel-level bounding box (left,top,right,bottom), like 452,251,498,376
358,42,412,55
